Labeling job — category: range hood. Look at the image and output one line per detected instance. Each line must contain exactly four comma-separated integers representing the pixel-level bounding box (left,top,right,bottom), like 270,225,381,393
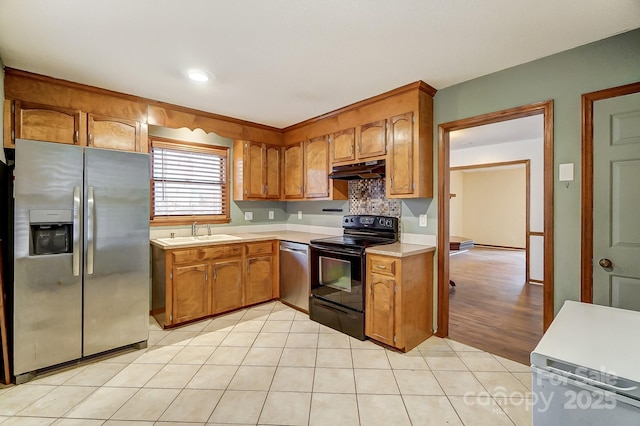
328,159,385,180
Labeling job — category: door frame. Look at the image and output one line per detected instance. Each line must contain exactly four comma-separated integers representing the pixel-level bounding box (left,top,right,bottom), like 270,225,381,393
580,81,640,303
450,159,531,282
436,100,555,337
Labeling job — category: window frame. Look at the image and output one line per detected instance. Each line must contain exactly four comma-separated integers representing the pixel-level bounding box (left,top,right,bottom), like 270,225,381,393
149,137,230,226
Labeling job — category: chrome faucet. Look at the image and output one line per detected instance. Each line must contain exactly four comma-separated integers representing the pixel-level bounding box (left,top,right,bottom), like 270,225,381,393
191,221,198,236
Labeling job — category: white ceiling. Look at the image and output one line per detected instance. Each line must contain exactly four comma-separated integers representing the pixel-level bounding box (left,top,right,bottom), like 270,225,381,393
450,115,544,150
0,0,639,129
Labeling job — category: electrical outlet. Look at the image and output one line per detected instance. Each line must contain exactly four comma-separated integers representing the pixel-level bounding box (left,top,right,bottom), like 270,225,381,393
419,214,427,227
268,211,274,220
244,211,253,221
297,211,303,220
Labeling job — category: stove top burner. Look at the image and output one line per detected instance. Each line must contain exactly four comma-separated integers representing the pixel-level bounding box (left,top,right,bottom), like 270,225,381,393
310,215,399,250
311,235,396,249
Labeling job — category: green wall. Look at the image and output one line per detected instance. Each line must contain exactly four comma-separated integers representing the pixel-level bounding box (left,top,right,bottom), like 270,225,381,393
431,29,640,313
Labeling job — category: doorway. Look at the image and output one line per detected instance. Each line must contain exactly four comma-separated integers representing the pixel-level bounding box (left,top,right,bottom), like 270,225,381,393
436,101,555,343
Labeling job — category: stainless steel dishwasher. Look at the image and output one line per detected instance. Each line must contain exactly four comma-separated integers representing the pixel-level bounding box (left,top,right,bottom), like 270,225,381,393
279,241,310,312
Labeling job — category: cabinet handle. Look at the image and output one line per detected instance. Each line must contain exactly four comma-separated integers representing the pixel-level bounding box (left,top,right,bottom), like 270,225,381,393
88,133,93,145
74,130,79,143
214,269,217,280
376,265,386,269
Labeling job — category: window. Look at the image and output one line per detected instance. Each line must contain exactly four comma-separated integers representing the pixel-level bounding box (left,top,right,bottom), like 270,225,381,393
150,137,230,225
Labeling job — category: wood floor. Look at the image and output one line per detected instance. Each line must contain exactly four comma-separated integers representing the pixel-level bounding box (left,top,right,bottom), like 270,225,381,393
448,246,543,365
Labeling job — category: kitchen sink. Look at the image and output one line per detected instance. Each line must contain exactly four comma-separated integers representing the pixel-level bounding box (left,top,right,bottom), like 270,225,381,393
155,234,242,246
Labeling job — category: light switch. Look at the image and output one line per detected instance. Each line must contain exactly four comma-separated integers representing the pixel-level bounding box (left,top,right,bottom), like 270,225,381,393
419,214,427,227
559,163,574,182
269,211,274,220
244,211,253,221
297,211,303,220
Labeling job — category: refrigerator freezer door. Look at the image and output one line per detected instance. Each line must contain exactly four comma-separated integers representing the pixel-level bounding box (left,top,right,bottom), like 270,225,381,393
14,139,84,375
83,148,150,356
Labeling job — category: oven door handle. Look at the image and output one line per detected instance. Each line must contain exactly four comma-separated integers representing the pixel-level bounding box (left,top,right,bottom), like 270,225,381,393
314,298,359,319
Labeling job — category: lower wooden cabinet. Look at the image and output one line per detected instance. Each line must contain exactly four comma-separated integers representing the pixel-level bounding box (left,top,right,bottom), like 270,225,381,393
151,240,278,327
365,250,434,352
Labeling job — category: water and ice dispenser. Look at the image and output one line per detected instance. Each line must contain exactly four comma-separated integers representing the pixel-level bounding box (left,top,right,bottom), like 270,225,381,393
29,210,73,255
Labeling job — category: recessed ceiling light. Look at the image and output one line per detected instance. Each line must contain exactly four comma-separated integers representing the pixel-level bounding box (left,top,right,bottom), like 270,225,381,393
188,70,210,82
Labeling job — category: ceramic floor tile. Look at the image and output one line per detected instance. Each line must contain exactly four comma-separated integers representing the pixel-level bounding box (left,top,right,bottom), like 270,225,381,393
99,349,145,364
285,333,319,348
64,362,126,386
218,310,247,321
242,347,283,366
17,385,97,417
0,385,56,416
259,391,311,426
316,348,353,368
448,396,514,426
433,371,488,396
495,396,533,426
218,331,258,347
354,368,399,394
208,390,267,424
227,366,276,391
386,349,430,370
202,319,238,333
261,320,293,333
111,388,180,421
446,339,483,352
357,394,411,426
64,387,138,419
241,309,272,321
205,346,250,365
313,368,355,393
294,311,310,320
190,330,229,346
458,352,509,372
158,389,223,423
494,355,531,372
173,319,211,333
253,332,289,348
402,395,463,426
349,338,383,350
278,348,317,367
473,371,531,396
155,331,199,346
1,417,55,425
416,336,453,352
132,345,182,364
309,393,359,426
28,366,86,386
351,349,391,369
317,332,351,349
290,320,320,333
186,365,238,390
169,345,217,365
393,370,444,396
144,364,200,388
52,419,105,425
270,367,315,392
104,363,164,387
268,310,297,321
423,351,469,371
148,330,166,346
513,372,533,390
232,320,266,332
103,422,154,426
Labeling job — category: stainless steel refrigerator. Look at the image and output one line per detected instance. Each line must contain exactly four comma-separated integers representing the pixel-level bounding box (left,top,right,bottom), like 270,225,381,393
13,139,150,382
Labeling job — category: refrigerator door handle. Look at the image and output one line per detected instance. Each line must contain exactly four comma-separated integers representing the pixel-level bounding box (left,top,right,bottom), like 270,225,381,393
546,365,639,392
87,186,95,275
73,186,81,276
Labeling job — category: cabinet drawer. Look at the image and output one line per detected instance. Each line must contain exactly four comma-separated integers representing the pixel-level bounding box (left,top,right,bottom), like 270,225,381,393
369,256,396,277
172,244,242,263
246,241,273,256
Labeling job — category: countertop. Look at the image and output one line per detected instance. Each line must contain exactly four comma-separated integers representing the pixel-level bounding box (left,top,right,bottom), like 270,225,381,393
151,230,435,256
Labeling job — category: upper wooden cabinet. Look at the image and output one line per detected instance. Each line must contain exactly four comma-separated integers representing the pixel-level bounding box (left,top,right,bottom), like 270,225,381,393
305,135,330,198
358,119,387,159
234,140,281,200
282,142,304,199
6,100,146,152
387,112,414,196
330,128,356,163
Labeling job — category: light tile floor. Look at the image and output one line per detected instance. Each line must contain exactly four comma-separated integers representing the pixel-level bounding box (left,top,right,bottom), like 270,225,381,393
0,301,533,425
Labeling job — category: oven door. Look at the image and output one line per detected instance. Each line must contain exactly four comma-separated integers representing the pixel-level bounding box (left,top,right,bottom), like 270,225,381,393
309,244,365,312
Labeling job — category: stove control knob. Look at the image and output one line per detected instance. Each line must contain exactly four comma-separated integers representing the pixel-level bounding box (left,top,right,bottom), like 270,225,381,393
378,218,384,226
386,219,393,227
350,218,355,223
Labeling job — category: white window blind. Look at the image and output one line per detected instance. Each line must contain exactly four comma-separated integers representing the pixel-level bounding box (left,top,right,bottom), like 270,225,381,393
151,139,228,218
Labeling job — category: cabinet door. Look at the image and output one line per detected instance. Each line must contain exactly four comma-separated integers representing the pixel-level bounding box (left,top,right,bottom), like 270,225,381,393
265,144,280,199
366,273,396,346
331,128,355,163
246,141,265,198
14,101,83,145
358,119,386,158
88,114,141,152
388,112,414,196
172,263,210,324
246,255,273,305
305,135,329,198
212,260,243,314
283,143,304,199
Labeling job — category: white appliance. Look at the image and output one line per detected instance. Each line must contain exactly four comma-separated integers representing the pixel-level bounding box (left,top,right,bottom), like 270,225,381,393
531,301,640,425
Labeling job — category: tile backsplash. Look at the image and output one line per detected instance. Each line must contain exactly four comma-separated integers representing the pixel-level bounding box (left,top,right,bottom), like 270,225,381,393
348,178,401,217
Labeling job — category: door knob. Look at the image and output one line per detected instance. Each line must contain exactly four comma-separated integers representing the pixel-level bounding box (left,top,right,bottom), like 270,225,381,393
598,258,613,269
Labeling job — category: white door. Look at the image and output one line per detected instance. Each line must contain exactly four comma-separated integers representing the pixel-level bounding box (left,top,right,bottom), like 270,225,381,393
593,91,640,311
